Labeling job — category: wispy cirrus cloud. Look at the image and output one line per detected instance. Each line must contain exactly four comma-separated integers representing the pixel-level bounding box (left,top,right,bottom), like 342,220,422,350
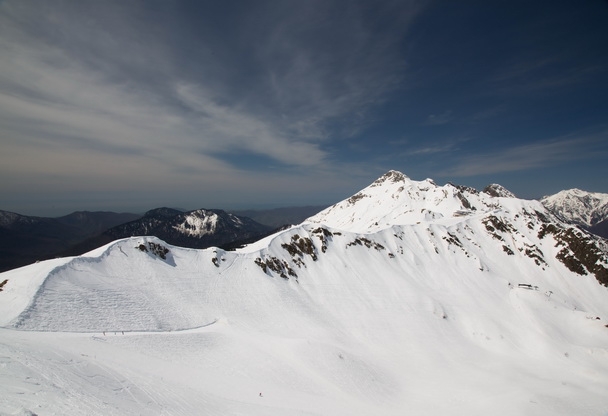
0,0,425,168
441,130,608,177
0,0,429,212
404,137,469,156
3,0,604,216
484,52,606,97
424,110,453,125
253,0,427,138
407,144,456,156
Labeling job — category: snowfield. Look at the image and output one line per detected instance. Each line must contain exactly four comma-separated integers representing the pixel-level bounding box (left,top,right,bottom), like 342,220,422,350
1,171,608,415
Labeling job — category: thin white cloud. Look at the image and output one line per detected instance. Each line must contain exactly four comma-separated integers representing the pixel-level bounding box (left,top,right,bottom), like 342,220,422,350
407,144,455,156
172,83,326,166
0,8,331,198
0,0,425,177
425,110,453,125
405,137,469,156
485,55,604,96
254,0,425,139
441,130,608,177
0,0,433,214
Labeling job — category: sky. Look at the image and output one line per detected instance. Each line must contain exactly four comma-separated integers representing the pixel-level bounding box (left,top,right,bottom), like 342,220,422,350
1,0,607,216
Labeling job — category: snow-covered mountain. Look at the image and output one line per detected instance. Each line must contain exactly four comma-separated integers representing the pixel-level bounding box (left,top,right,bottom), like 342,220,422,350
482,183,517,198
306,170,513,232
541,188,608,239
1,171,608,415
107,207,272,246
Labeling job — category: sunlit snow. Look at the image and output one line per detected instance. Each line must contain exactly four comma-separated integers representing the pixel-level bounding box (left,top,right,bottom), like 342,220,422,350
1,171,608,415
541,188,608,228
172,210,220,237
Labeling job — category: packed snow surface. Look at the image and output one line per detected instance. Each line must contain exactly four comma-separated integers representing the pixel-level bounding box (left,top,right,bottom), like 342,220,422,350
2,170,608,415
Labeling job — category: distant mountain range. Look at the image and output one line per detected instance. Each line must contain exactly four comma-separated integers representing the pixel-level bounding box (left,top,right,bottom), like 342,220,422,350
66,207,274,256
0,210,141,272
1,184,607,273
0,206,323,272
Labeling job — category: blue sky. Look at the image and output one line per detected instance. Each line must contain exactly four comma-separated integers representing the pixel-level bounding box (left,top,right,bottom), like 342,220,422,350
1,0,607,216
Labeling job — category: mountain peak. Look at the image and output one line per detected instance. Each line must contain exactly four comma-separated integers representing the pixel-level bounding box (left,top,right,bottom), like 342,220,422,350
307,172,531,232
0,210,25,228
483,183,516,198
104,207,271,249
371,170,409,186
144,207,184,218
541,188,608,229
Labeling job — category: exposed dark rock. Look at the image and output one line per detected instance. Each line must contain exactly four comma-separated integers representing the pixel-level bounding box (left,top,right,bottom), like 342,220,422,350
312,227,333,253
372,170,407,185
538,224,608,286
482,184,516,198
347,237,385,251
137,241,170,259
347,193,367,204
483,216,514,234
281,234,318,261
255,256,297,279
522,244,547,267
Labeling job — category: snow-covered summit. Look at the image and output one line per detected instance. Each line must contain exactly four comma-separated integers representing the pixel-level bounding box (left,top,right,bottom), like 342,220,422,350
541,188,608,228
483,183,516,198
173,209,242,237
307,170,535,232
104,207,271,248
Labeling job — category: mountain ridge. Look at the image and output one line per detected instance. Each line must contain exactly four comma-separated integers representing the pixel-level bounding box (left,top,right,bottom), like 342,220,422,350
103,207,272,248
1,170,608,415
306,170,545,232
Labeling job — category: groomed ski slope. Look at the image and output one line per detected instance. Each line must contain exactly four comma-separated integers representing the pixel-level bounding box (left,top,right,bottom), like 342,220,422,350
1,171,608,415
